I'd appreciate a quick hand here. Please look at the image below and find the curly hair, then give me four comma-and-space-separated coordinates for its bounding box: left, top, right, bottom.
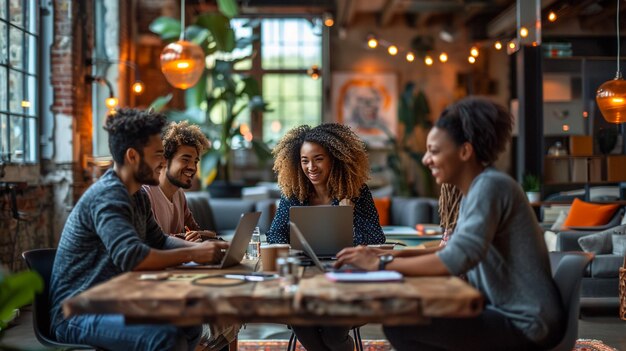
436, 96, 513, 166
162, 121, 210, 160
103, 108, 167, 164
272, 123, 369, 202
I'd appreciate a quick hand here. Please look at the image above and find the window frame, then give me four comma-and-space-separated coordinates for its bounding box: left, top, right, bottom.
0, 0, 40, 166
233, 16, 328, 143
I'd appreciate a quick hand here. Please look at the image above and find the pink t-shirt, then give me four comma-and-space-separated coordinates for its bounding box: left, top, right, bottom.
142, 185, 199, 234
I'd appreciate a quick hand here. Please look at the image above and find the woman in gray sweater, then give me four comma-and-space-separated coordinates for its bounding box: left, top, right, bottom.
335, 97, 564, 351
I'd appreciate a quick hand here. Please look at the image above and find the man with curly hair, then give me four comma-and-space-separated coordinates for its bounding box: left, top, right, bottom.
143, 121, 240, 351
49, 109, 228, 351
266, 122, 385, 351
143, 121, 216, 242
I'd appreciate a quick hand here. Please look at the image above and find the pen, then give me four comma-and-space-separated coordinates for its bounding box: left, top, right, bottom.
223, 274, 265, 282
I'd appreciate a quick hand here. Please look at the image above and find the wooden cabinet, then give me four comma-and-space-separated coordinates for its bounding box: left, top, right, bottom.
544, 155, 626, 185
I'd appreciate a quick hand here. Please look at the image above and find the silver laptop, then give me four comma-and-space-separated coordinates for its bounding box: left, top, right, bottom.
289, 221, 357, 272
289, 205, 353, 256
181, 212, 261, 269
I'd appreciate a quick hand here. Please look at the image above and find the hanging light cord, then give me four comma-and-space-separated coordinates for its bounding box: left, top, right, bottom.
617, 0, 622, 78
180, 0, 185, 41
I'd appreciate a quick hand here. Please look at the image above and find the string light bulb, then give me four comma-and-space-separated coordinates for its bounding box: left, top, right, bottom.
406, 52, 415, 62
323, 13, 334, 27
494, 41, 502, 50
470, 46, 479, 57
439, 52, 448, 63
520, 27, 529, 38
548, 11, 557, 22
596, 0, 626, 124
367, 35, 378, 49
468, 56, 476, 64
388, 45, 398, 55
424, 56, 433, 66
132, 81, 145, 95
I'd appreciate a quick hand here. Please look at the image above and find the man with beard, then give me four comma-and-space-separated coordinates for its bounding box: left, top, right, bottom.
49, 109, 229, 351
144, 121, 240, 351
143, 121, 216, 242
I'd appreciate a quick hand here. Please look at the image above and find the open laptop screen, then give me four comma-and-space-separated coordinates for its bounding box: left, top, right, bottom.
289, 205, 353, 256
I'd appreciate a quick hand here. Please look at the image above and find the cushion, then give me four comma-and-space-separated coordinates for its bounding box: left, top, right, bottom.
550, 210, 568, 231
577, 224, 626, 254
373, 197, 391, 226
578, 231, 613, 254
613, 234, 626, 256
562, 198, 620, 227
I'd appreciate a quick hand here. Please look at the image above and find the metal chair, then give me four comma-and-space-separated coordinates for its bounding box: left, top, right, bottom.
287, 327, 364, 351
22, 248, 93, 350
548, 251, 594, 351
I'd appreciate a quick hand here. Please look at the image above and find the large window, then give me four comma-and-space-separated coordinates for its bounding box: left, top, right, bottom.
232, 18, 323, 145
0, 0, 39, 163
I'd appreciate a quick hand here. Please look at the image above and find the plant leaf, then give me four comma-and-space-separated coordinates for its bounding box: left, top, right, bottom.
149, 17, 181, 41
0, 271, 43, 327
185, 25, 210, 45
201, 151, 221, 187
148, 94, 173, 113
251, 139, 273, 166
185, 71, 209, 108
195, 13, 236, 53
217, 0, 239, 18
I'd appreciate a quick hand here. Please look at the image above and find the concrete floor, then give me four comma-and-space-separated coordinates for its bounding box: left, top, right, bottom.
2, 306, 625, 350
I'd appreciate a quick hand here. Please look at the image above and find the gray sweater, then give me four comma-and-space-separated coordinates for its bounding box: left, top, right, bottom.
437, 168, 563, 344
49, 169, 168, 329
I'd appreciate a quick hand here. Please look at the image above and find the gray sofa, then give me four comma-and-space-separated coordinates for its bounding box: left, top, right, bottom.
554, 207, 625, 307
184, 191, 440, 241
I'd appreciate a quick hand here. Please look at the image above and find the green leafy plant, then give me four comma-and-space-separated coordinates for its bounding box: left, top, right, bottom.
0, 264, 43, 342
522, 173, 541, 192
149, 0, 272, 186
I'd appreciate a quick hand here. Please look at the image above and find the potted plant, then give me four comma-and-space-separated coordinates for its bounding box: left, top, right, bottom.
522, 173, 541, 203
0, 264, 42, 349
149, 1, 272, 196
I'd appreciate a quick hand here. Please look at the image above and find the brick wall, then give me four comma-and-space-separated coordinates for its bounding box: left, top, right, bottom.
0, 0, 96, 271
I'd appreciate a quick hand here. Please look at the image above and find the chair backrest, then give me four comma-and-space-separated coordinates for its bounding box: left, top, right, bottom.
548, 251, 593, 351
22, 249, 96, 349
185, 191, 217, 231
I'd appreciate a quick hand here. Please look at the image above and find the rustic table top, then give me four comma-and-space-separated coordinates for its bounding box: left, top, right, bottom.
63, 260, 483, 326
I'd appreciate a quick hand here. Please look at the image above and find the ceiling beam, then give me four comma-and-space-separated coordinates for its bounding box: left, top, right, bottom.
336, 0, 357, 28
487, 0, 559, 38
380, 0, 401, 27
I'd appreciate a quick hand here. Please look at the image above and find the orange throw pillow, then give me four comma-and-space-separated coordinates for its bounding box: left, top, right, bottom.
373, 197, 391, 226
562, 198, 620, 227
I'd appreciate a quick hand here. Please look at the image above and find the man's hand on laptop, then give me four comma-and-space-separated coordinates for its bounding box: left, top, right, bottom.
192, 241, 229, 264
334, 246, 379, 271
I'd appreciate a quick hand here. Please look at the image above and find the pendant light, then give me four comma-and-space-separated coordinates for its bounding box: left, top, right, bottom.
160, 0, 204, 90
596, 0, 626, 124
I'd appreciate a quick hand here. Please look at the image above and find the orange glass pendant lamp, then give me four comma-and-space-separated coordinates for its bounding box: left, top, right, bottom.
596, 75, 626, 124
596, 0, 626, 124
159, 0, 204, 90
160, 40, 204, 89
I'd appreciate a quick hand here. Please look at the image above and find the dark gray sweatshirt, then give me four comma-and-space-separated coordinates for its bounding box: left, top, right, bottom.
437, 168, 563, 344
49, 169, 168, 330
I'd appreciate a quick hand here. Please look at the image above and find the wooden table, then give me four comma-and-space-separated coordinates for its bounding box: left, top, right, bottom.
63, 261, 483, 327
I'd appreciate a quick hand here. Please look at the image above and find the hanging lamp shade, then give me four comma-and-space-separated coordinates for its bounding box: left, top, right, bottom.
596, 76, 626, 124
160, 40, 204, 90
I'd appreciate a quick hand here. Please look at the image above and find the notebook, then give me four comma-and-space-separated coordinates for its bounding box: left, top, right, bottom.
180, 211, 261, 269
289, 205, 353, 257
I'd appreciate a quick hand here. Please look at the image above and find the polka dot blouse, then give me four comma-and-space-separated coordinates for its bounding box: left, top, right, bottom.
266, 184, 386, 246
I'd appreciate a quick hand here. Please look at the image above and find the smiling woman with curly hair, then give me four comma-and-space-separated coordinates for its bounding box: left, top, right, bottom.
267, 123, 385, 351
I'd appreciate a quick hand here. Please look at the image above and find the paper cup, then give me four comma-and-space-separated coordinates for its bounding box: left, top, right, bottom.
260, 244, 290, 271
